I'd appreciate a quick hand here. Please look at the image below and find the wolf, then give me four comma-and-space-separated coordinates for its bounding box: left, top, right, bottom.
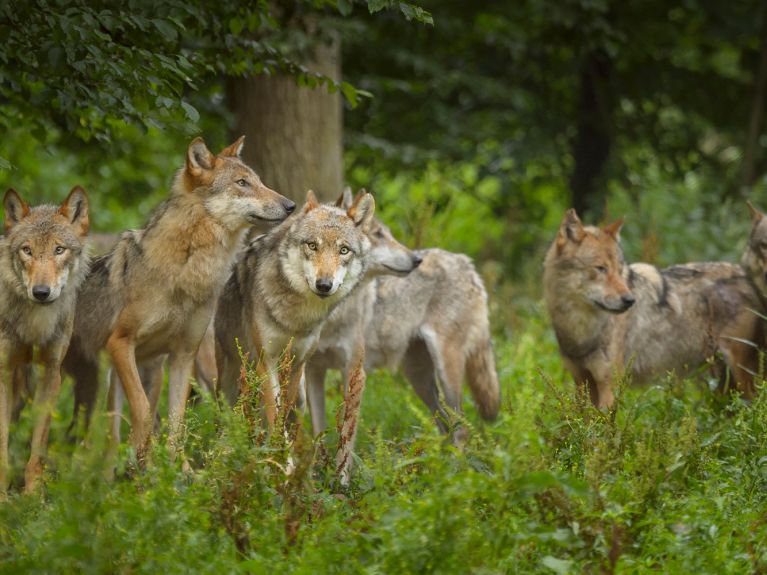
0, 187, 90, 492
214, 190, 375, 432
63, 136, 295, 458
543, 209, 764, 408
307, 240, 500, 443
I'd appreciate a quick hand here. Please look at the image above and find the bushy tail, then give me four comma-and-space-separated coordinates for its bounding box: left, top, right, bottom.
465, 337, 500, 420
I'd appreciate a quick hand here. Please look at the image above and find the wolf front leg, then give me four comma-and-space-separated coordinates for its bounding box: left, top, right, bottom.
24, 344, 67, 492
106, 330, 152, 463
166, 350, 196, 458
0, 343, 19, 495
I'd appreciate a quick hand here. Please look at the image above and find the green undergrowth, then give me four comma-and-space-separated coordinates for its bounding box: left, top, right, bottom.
1, 310, 767, 574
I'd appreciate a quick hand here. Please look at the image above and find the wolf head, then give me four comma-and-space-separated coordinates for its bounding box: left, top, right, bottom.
335, 187, 421, 277
2, 187, 90, 304
281, 190, 374, 299
545, 209, 635, 313
179, 136, 295, 230
743, 201, 767, 295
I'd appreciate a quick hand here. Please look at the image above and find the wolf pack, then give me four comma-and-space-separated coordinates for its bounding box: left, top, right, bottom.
2, 135, 767, 495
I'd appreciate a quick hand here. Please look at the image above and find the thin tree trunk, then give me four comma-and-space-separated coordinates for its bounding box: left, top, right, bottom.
569, 50, 613, 216
741, 13, 767, 193
228, 33, 343, 204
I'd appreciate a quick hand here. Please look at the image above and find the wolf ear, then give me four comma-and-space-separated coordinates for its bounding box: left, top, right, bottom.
3, 188, 30, 232
603, 217, 624, 239
556, 208, 585, 247
59, 186, 90, 237
219, 135, 245, 158
747, 200, 764, 225
303, 190, 320, 213
335, 186, 354, 209
186, 137, 215, 177
348, 191, 375, 228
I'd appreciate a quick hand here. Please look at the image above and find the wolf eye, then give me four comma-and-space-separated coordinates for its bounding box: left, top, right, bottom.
236, 179, 248, 187
340, 246, 350, 255
54, 246, 65, 255
595, 265, 607, 274
307, 241, 317, 251
21, 246, 32, 256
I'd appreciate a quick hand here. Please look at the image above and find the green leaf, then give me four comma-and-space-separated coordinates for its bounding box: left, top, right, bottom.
180, 101, 199, 123
338, 0, 353, 16
541, 556, 573, 575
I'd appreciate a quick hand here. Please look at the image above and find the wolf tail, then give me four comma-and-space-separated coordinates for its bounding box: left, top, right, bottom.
465, 336, 500, 420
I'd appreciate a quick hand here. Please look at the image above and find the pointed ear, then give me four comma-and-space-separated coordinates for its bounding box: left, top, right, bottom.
59, 186, 90, 237
219, 135, 245, 158
335, 186, 354, 209
186, 137, 215, 177
3, 188, 30, 232
603, 217, 624, 239
747, 200, 764, 225
556, 208, 585, 247
348, 191, 375, 227
303, 190, 320, 213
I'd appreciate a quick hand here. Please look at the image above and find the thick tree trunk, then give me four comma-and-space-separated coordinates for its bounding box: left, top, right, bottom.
741, 15, 767, 193
569, 50, 613, 216
228, 34, 343, 204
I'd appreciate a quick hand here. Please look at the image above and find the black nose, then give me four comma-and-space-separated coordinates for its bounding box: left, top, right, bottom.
284, 200, 296, 214
315, 278, 333, 293
621, 293, 636, 308
32, 285, 51, 301
412, 253, 423, 267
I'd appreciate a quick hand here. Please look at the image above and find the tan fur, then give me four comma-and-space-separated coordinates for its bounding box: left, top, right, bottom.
64, 137, 294, 459
215, 190, 375, 437
544, 209, 764, 407
0, 187, 90, 493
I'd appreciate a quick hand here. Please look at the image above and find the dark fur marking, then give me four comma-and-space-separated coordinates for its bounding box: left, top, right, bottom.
662, 266, 703, 280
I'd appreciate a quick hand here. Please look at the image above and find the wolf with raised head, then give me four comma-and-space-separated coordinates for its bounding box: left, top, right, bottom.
0, 187, 90, 492
64, 137, 295, 458
544, 209, 764, 407
214, 190, 375, 432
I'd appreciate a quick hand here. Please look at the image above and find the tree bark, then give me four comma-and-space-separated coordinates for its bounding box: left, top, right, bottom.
228, 33, 343, 204
569, 50, 614, 217
741, 13, 767, 193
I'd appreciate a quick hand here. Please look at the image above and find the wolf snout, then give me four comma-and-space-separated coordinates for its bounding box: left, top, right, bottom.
620, 293, 636, 309
412, 253, 423, 268
315, 278, 333, 295
283, 199, 296, 214
32, 285, 51, 302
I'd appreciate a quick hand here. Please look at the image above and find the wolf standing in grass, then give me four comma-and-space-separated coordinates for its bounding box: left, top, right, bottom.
544, 209, 764, 408
64, 137, 295, 460
307, 221, 499, 442
0, 187, 90, 493
215, 190, 375, 434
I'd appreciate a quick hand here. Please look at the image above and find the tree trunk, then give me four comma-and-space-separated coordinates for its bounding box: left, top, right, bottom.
569, 50, 614, 217
228, 33, 343, 204
741, 13, 767, 193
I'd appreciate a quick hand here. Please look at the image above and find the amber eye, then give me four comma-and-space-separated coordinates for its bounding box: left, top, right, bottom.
595, 265, 607, 274
236, 179, 248, 187
307, 241, 317, 251
21, 246, 32, 256
54, 246, 65, 255
340, 246, 350, 255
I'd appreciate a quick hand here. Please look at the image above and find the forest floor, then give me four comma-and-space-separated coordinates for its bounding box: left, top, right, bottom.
1, 308, 766, 574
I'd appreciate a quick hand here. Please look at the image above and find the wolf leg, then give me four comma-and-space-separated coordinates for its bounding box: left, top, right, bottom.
402, 338, 448, 432
305, 363, 328, 436
166, 351, 195, 458
0, 345, 16, 495
106, 331, 151, 462
24, 346, 65, 492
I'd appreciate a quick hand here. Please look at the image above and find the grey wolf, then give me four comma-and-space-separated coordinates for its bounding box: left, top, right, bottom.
307, 241, 500, 447
63, 136, 295, 459
0, 186, 90, 492
743, 201, 767, 298
214, 190, 375, 433
543, 209, 764, 407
